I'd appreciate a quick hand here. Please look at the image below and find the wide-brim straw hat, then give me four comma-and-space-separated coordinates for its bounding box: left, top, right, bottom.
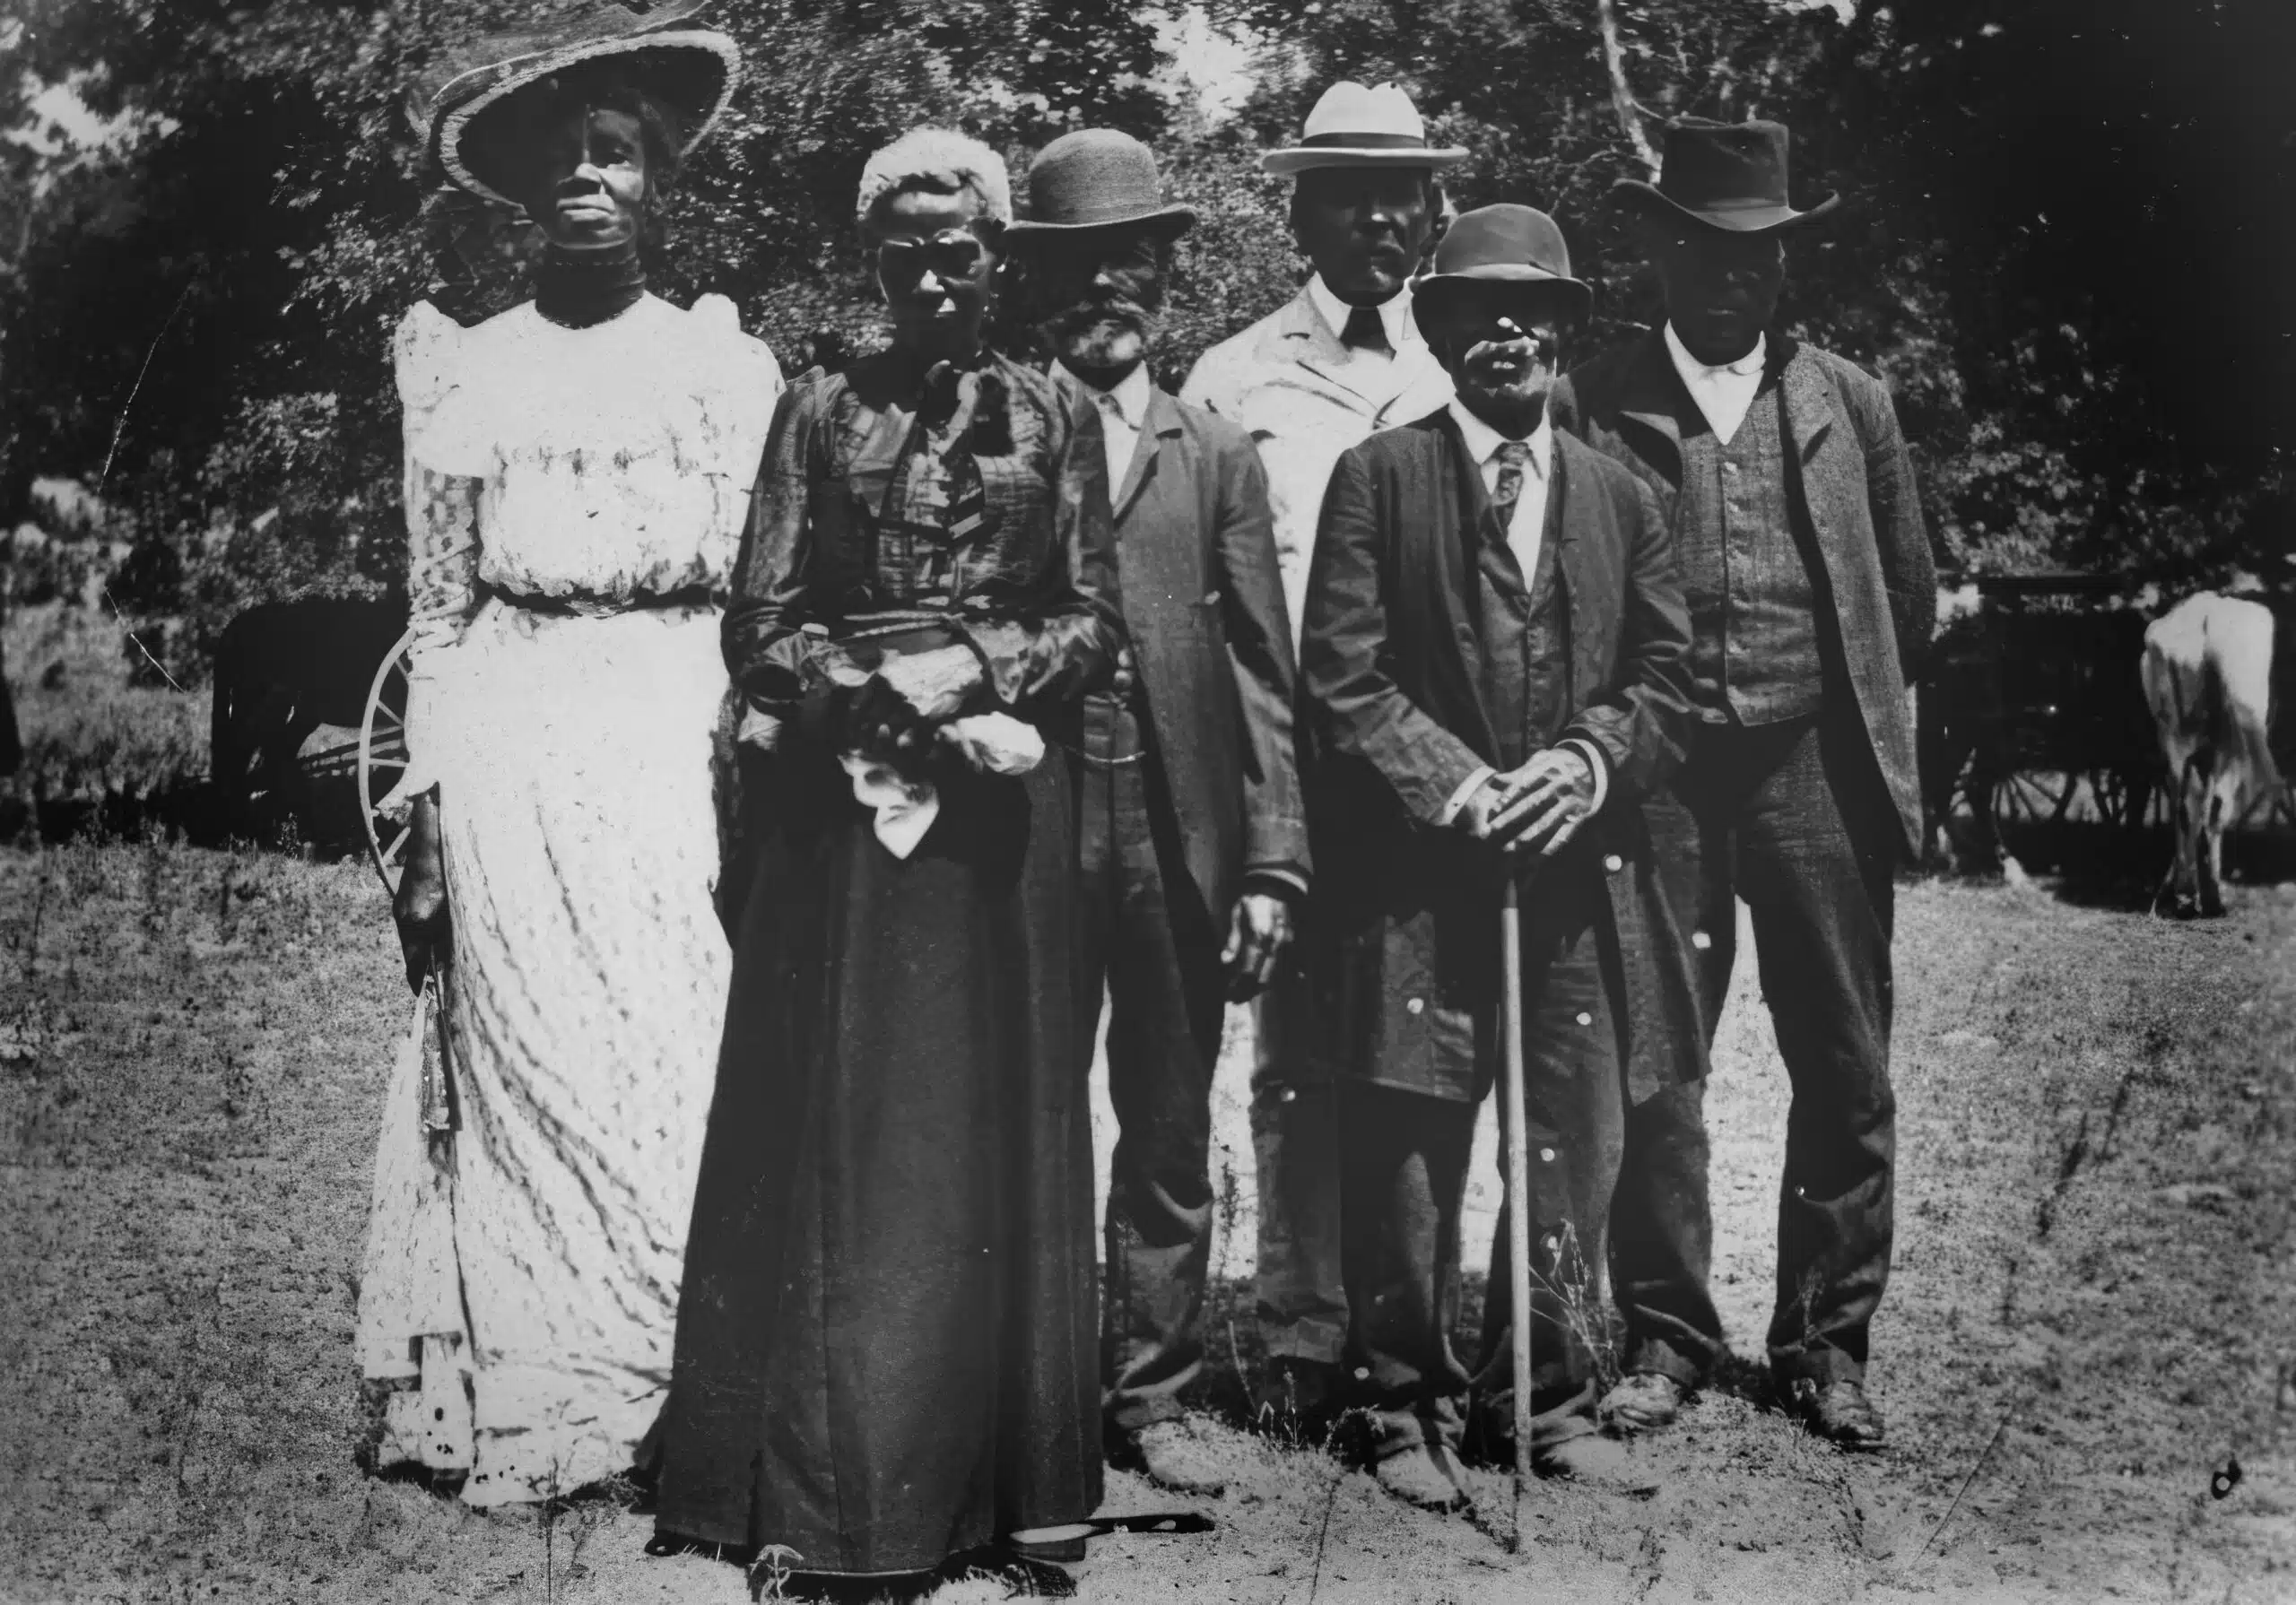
1613, 116, 1838, 235
1261, 81, 1467, 176
1414, 203, 1593, 322
1006, 129, 1195, 240
410, 1, 741, 209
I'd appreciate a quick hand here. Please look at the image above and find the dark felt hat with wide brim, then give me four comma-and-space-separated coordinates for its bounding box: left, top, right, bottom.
1613, 116, 1838, 235
1005, 129, 1196, 241
1413, 204, 1594, 322
410, 2, 740, 209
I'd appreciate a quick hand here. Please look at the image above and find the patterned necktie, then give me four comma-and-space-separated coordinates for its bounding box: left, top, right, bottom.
1492, 440, 1533, 516
1340, 305, 1392, 354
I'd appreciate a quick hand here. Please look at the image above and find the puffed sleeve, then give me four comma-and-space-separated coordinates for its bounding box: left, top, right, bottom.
951, 380, 1124, 717
690, 293, 785, 568
382, 303, 483, 815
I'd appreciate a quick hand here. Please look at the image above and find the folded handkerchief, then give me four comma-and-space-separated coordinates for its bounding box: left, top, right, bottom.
840, 754, 939, 859
940, 712, 1045, 776
839, 714, 1043, 859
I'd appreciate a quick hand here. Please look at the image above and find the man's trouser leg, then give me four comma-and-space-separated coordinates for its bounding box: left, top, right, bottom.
1734, 716, 1898, 1386
1077, 733, 1228, 1434
1607, 776, 1730, 1387
1473, 871, 1631, 1451
1250, 978, 1350, 1372
1337, 1081, 1474, 1462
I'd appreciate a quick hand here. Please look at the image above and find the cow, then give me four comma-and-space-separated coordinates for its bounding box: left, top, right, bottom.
210, 597, 407, 833
2142, 592, 2280, 917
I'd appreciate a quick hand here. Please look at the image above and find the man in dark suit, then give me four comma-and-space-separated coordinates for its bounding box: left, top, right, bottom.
1008, 130, 1311, 1496
1299, 204, 1700, 1509
1550, 117, 1935, 1451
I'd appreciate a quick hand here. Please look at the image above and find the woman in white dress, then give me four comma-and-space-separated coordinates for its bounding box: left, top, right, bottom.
353, 4, 781, 1506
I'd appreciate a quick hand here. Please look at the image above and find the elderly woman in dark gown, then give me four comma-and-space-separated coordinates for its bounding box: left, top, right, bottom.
652, 127, 1122, 1590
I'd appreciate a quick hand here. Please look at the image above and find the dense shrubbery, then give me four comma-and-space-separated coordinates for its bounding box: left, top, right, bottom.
0, 0, 2290, 675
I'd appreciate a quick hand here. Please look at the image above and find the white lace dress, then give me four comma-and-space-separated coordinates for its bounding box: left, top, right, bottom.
354, 291, 781, 1505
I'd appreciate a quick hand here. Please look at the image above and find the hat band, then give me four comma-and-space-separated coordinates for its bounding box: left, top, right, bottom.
1657, 189, 1793, 212
1300, 131, 1431, 150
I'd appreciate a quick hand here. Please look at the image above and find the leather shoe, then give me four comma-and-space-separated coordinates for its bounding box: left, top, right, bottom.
1785, 1376, 1886, 1451
1533, 1434, 1661, 1495
1129, 1419, 1229, 1497
1599, 1372, 1686, 1433
1372, 1443, 1473, 1513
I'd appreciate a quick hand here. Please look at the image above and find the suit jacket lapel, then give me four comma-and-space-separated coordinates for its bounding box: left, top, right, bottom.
1114, 390, 1183, 523
1421, 412, 1503, 758
1615, 328, 1688, 479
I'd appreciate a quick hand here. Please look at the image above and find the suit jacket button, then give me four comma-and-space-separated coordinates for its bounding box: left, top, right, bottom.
1575, 1011, 1593, 1027
1405, 997, 1425, 1015
1604, 854, 1624, 873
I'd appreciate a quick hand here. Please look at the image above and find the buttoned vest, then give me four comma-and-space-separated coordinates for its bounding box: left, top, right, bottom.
1469, 484, 1570, 770
1674, 377, 1827, 724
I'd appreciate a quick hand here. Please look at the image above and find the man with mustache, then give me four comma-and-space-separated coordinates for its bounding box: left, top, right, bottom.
1178, 80, 1461, 1427
1006, 129, 1309, 1496
1297, 204, 1700, 1508
1551, 118, 1935, 1451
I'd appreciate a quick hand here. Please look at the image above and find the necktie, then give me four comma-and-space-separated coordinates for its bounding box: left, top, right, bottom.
1340, 305, 1392, 354
1492, 440, 1533, 516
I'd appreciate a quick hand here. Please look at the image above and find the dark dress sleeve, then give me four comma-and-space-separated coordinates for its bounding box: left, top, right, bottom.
952, 385, 1125, 716
722, 375, 863, 722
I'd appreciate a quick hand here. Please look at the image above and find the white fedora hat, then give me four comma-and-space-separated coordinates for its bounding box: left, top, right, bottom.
1261, 81, 1468, 177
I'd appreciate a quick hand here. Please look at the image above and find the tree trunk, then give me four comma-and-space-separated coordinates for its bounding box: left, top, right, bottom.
1596, 0, 1663, 182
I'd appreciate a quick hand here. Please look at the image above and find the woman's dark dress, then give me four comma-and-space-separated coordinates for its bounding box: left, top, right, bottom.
657, 351, 1121, 1576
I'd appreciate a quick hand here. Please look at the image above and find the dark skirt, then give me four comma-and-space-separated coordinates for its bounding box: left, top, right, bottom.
655, 745, 1101, 1576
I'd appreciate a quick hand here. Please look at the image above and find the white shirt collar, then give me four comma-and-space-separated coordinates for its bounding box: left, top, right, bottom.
1308, 274, 1416, 351
1447, 397, 1552, 477
1663, 322, 1766, 382
1053, 359, 1154, 427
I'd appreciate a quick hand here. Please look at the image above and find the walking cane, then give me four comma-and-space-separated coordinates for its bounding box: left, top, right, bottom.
1499, 873, 1535, 1549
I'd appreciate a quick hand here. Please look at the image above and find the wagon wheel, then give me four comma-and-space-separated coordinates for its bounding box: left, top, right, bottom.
358, 628, 418, 893
2091, 766, 2158, 830
1991, 769, 2059, 828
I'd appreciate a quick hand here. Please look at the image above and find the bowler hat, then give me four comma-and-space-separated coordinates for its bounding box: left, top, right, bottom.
1413, 204, 1592, 322
1006, 129, 1196, 240
410, 1, 741, 209
1261, 81, 1468, 177
1613, 117, 1838, 234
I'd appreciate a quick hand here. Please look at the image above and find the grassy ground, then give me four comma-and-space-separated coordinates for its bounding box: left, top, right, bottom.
3, 609, 2293, 1601
3, 839, 2292, 1604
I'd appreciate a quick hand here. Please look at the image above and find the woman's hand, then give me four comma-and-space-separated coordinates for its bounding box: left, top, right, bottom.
848, 646, 987, 758
392, 794, 450, 992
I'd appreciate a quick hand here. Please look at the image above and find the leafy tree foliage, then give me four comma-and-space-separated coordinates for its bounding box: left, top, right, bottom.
0, 0, 2288, 659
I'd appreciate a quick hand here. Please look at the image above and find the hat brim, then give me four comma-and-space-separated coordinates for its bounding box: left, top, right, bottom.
1415, 268, 1593, 322
1262, 145, 1468, 176
1612, 180, 1839, 234
439, 31, 741, 209
1003, 204, 1196, 241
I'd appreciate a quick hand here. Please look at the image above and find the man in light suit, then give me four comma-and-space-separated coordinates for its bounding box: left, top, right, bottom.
1552, 117, 1936, 1451
1008, 130, 1310, 1494
1178, 81, 1462, 1418
1297, 205, 1700, 1508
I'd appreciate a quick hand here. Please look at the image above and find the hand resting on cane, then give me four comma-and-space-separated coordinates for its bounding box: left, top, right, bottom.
1454, 745, 1600, 857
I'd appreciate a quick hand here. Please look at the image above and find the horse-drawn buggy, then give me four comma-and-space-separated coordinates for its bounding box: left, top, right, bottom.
1921, 571, 2292, 898
1919, 573, 2163, 872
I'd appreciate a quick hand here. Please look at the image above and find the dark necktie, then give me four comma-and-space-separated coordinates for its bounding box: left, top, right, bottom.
1340, 305, 1392, 354
1492, 440, 1533, 518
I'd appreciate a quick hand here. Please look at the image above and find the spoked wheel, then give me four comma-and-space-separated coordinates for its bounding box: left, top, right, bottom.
1991, 768, 2065, 829
359, 628, 418, 893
